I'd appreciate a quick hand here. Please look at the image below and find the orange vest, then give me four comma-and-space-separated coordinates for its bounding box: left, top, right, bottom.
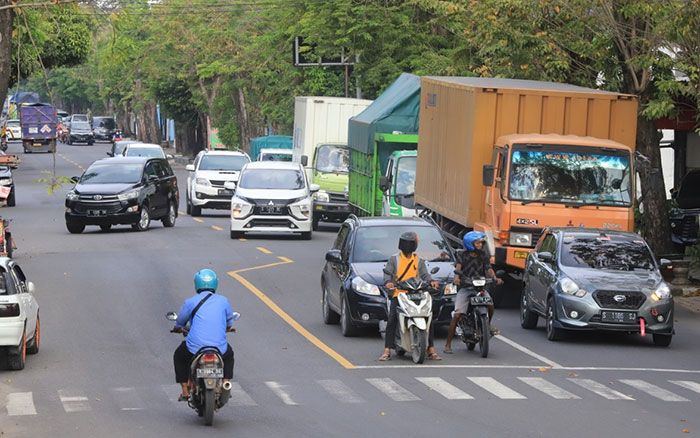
393, 252, 418, 298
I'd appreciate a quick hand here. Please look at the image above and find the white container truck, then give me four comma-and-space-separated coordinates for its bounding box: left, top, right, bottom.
292, 96, 372, 229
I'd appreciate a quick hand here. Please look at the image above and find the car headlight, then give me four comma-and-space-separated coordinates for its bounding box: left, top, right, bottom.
231, 197, 251, 219
560, 277, 587, 297
444, 283, 457, 295
66, 191, 79, 201
650, 283, 671, 301
195, 177, 211, 187
289, 200, 311, 220
314, 190, 330, 203
352, 276, 380, 296
509, 232, 532, 247
117, 189, 139, 201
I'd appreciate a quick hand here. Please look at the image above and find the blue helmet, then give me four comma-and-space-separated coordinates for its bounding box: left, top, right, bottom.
463, 231, 486, 251
194, 269, 218, 293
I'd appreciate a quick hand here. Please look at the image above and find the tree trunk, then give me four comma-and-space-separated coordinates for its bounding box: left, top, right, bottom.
0, 2, 14, 113
140, 100, 161, 145
636, 115, 675, 255
233, 87, 262, 154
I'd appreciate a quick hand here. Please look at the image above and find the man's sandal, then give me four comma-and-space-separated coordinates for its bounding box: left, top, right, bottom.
378, 352, 391, 361
428, 352, 442, 360
443, 347, 453, 354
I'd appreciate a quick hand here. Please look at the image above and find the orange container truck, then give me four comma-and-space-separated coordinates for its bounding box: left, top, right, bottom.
416, 77, 638, 296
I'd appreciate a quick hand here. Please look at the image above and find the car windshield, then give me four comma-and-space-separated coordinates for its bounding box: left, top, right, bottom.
353, 225, 453, 263
72, 115, 88, 122
260, 152, 292, 162
80, 163, 143, 184
72, 122, 91, 130
125, 147, 163, 158
239, 169, 304, 190
560, 234, 655, 271
315, 145, 349, 173
199, 155, 249, 171
509, 146, 632, 206
7, 120, 19, 127
94, 118, 115, 129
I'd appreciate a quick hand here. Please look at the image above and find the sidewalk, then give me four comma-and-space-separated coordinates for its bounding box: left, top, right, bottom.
163, 144, 190, 167
674, 265, 700, 314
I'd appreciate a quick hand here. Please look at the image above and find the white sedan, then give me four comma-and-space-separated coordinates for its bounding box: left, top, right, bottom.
0, 258, 39, 370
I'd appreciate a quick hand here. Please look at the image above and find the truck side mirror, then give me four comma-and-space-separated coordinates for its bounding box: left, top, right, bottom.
482, 165, 495, 186
379, 176, 391, 193
301, 155, 309, 167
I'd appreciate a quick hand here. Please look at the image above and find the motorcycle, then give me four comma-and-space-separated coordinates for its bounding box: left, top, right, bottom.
166, 311, 239, 426
379, 278, 436, 364
112, 130, 123, 145
0, 217, 14, 258
454, 274, 495, 358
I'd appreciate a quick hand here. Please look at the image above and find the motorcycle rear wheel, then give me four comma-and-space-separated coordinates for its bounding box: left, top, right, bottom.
203, 389, 215, 426
478, 313, 489, 358
410, 326, 426, 364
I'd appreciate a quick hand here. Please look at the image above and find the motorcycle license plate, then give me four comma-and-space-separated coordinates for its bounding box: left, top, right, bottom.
407, 293, 424, 300
470, 296, 492, 305
600, 311, 636, 324
196, 368, 224, 378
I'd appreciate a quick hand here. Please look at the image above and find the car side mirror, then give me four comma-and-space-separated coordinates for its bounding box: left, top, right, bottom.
379, 176, 391, 193
70, 176, 80, 183
223, 181, 237, 191
26, 281, 35, 294
309, 183, 320, 193
482, 164, 495, 186
185, 164, 195, 172
537, 251, 553, 263
166, 311, 178, 321
106, 152, 113, 157
659, 258, 672, 269
166, 154, 174, 159
301, 155, 309, 167
325, 249, 343, 264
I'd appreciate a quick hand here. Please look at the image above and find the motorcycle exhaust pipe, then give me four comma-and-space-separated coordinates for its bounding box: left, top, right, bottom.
222, 381, 232, 391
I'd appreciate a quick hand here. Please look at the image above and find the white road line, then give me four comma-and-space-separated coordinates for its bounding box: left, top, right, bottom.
669, 380, 700, 394
619, 379, 689, 402
416, 377, 473, 400
467, 377, 526, 400
568, 378, 634, 400
518, 378, 580, 400
354, 365, 538, 370
58, 389, 91, 413
318, 380, 364, 403
6, 392, 37, 416
366, 378, 420, 402
111, 387, 145, 411
494, 335, 562, 368
265, 381, 298, 405
229, 382, 258, 407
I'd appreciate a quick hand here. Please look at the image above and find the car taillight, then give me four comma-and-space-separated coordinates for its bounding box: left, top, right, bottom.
0, 303, 20, 317
201, 353, 218, 364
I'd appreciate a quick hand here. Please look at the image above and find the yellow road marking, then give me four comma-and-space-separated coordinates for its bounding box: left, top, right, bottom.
192, 218, 204, 223
211, 225, 223, 231
256, 246, 272, 254
57, 153, 85, 171
228, 261, 355, 370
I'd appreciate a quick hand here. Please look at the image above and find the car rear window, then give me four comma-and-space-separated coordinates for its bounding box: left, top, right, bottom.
560, 234, 655, 271
199, 155, 249, 171
125, 147, 163, 158
93, 117, 116, 129
353, 225, 453, 263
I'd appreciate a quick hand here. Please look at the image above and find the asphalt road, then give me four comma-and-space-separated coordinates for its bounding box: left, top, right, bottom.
1, 141, 699, 437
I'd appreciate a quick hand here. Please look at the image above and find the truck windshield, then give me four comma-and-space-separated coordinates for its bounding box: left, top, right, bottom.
315, 145, 349, 173
239, 169, 304, 190
199, 155, 249, 171
509, 146, 632, 206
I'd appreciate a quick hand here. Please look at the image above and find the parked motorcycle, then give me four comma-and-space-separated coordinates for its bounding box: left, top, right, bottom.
454, 275, 494, 358
166, 311, 239, 426
379, 279, 436, 364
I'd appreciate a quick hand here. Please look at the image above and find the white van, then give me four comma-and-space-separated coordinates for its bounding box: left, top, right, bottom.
225, 161, 319, 240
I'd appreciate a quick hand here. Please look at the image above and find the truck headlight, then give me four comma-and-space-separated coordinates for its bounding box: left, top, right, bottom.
66, 191, 79, 201
117, 190, 139, 201
509, 232, 532, 247
352, 276, 380, 296
650, 283, 671, 301
560, 277, 587, 297
314, 190, 330, 203
195, 177, 210, 187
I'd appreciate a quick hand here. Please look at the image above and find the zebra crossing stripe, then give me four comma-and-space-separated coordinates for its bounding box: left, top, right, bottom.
265, 381, 298, 405
568, 378, 634, 400
518, 377, 580, 399
619, 379, 689, 402
468, 377, 526, 400
6, 392, 37, 416
669, 380, 700, 394
318, 380, 364, 403
416, 377, 473, 400
366, 378, 420, 402
58, 389, 91, 413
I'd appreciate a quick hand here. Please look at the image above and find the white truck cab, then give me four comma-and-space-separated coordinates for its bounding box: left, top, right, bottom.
226, 161, 319, 240
186, 150, 251, 216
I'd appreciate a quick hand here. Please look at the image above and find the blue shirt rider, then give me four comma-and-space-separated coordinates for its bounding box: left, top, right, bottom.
173, 269, 239, 401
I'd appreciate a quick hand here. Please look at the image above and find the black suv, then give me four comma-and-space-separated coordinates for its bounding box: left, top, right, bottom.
92, 116, 116, 142
65, 157, 179, 233
669, 169, 700, 248
322, 215, 456, 337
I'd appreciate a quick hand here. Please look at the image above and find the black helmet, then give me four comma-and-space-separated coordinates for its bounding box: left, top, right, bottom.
398, 231, 418, 254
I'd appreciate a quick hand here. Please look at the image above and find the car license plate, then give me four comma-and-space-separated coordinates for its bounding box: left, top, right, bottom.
33, 143, 42, 147
601, 311, 636, 324
218, 189, 232, 196
470, 296, 492, 305
261, 206, 281, 214
87, 210, 107, 216
407, 293, 424, 300
196, 368, 223, 378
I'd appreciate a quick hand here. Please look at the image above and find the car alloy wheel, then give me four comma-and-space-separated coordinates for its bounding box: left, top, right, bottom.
162, 203, 176, 228
340, 296, 357, 337
322, 281, 340, 325
520, 292, 538, 329
133, 206, 150, 231
546, 297, 563, 341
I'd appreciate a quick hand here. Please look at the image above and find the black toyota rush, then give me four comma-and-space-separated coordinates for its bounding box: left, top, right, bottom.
65, 157, 179, 233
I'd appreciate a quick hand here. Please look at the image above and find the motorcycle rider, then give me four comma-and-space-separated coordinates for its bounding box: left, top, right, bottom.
444, 231, 503, 354
173, 269, 237, 401
379, 232, 442, 361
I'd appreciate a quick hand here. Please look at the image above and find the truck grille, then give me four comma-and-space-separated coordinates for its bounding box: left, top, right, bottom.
593, 290, 646, 310
329, 192, 348, 203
